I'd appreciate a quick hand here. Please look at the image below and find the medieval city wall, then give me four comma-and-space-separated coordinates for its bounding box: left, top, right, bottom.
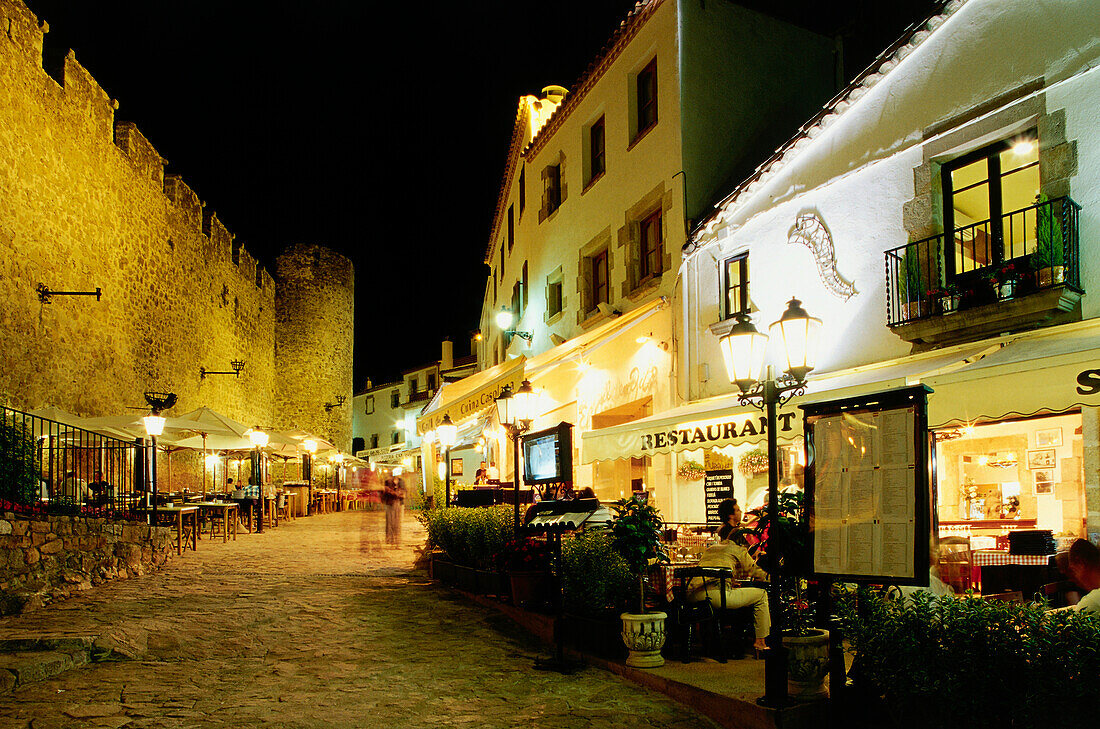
0, 0, 352, 448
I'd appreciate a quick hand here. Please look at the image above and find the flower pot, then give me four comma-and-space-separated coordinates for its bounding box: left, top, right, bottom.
996, 280, 1017, 300
1037, 265, 1065, 287
901, 300, 925, 321
783, 628, 830, 700
939, 294, 960, 314
620, 611, 667, 668
508, 570, 546, 607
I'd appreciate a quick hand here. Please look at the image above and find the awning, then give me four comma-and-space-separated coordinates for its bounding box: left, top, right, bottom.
417, 355, 526, 435
924, 321, 1100, 428
367, 446, 421, 466
580, 342, 997, 463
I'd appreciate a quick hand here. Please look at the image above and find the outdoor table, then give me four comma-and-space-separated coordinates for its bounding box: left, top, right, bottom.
972, 549, 1056, 594
193, 501, 238, 543
282, 484, 310, 517
654, 561, 700, 603
139, 506, 199, 555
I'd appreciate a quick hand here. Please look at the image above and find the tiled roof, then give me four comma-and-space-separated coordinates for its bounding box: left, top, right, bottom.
688, 0, 963, 251
483, 0, 663, 264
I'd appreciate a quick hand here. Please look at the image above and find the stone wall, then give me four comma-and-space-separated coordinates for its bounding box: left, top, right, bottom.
275, 244, 355, 450
0, 512, 175, 615
0, 0, 352, 434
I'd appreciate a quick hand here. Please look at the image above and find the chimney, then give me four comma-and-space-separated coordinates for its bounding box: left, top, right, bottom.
366, 378, 372, 390
441, 338, 454, 371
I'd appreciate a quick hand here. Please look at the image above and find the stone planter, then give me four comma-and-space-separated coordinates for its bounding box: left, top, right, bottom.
783, 628, 830, 700
620, 611, 667, 668
1037, 265, 1065, 287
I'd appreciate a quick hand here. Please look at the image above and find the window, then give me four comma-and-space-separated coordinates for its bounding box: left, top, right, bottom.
588, 116, 606, 184
390, 390, 399, 409
507, 205, 514, 251
500, 245, 505, 279
592, 250, 609, 309
639, 210, 663, 280
547, 279, 563, 318
723, 254, 749, 319
427, 373, 436, 391
636, 59, 658, 137
519, 166, 525, 214
511, 281, 522, 322
370, 434, 379, 449
365, 396, 375, 415
545, 163, 562, 216
391, 431, 401, 445
521, 261, 528, 312
942, 132, 1039, 276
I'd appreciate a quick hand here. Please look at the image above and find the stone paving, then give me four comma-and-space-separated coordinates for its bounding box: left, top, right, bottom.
0, 510, 715, 728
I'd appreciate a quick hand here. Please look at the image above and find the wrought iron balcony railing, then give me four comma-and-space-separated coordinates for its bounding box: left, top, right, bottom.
885, 196, 1081, 325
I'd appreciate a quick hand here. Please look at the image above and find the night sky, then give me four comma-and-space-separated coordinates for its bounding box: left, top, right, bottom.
25, 0, 936, 387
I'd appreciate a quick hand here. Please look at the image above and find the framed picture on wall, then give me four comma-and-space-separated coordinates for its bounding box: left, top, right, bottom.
1027, 449, 1057, 469
1034, 428, 1063, 448
451, 458, 463, 476
1033, 469, 1055, 495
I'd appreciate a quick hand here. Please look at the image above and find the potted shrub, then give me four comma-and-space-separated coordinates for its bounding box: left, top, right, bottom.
896, 244, 927, 320
561, 529, 633, 659
497, 537, 551, 608
780, 579, 829, 700
611, 496, 669, 668
1033, 193, 1065, 287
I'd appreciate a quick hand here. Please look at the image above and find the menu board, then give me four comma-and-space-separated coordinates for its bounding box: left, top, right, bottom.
704, 469, 734, 525
803, 386, 931, 585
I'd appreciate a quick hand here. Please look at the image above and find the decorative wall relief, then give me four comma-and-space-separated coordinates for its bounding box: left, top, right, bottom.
578, 365, 659, 430
787, 212, 857, 300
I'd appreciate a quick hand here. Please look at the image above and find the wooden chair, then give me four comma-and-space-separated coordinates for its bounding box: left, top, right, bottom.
1037, 580, 1080, 608
275, 495, 290, 523
938, 536, 972, 593
670, 567, 754, 662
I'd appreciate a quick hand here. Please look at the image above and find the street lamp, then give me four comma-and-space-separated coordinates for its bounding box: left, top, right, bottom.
718, 297, 822, 709
495, 380, 536, 532
438, 414, 457, 508
495, 305, 533, 342
333, 452, 345, 511
247, 427, 268, 532
302, 438, 317, 515
142, 413, 165, 522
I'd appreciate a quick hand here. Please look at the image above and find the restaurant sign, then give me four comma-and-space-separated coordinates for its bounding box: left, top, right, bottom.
417, 357, 525, 435
638, 412, 797, 453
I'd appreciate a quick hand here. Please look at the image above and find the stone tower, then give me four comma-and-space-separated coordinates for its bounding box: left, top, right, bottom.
274, 243, 354, 450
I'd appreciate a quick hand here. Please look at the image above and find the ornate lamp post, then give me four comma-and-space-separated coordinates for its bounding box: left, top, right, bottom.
718, 297, 822, 708
437, 415, 457, 508
333, 452, 345, 511
302, 439, 317, 515
142, 412, 166, 523
495, 380, 536, 532
248, 427, 269, 531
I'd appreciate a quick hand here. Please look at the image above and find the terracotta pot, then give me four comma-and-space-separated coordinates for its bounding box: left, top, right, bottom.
1037, 265, 1065, 287
620, 611, 667, 668
783, 628, 830, 700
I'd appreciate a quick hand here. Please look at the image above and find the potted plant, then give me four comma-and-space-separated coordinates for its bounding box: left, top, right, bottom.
988, 260, 1022, 300
561, 530, 633, 659
676, 459, 705, 481
1033, 193, 1065, 287
895, 244, 928, 320
497, 536, 551, 608
611, 496, 670, 667
737, 449, 769, 477
780, 578, 830, 700
926, 282, 961, 315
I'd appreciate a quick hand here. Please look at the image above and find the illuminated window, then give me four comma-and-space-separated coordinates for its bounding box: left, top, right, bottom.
723, 254, 749, 319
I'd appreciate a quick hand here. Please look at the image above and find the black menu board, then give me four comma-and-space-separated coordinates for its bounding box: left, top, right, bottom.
704, 469, 734, 525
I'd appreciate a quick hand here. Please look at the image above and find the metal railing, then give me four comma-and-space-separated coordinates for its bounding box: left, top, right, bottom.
886, 196, 1081, 325
0, 406, 144, 519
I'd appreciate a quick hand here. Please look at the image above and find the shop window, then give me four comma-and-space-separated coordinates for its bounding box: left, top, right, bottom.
723, 254, 749, 319
365, 396, 374, 415
941, 131, 1039, 278
634, 58, 658, 141
638, 209, 663, 283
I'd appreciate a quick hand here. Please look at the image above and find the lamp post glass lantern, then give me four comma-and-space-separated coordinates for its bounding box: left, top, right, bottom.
142, 414, 166, 518
247, 427, 268, 529
495, 380, 536, 532
717, 297, 821, 708
438, 414, 457, 508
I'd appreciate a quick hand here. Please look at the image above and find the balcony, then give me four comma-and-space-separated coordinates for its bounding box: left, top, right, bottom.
886, 196, 1082, 346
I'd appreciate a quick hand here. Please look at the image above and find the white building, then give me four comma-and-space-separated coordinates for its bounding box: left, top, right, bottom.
583, 0, 1100, 537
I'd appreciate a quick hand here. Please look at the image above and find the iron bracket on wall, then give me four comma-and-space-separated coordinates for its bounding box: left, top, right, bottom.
37, 283, 102, 304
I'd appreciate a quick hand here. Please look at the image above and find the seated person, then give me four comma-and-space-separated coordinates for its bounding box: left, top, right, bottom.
687, 501, 770, 654
88, 470, 110, 507
1064, 539, 1100, 613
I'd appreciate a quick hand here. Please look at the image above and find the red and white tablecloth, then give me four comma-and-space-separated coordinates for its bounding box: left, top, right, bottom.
972, 550, 1054, 567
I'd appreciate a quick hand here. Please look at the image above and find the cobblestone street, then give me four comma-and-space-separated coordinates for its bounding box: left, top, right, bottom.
0, 510, 713, 729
